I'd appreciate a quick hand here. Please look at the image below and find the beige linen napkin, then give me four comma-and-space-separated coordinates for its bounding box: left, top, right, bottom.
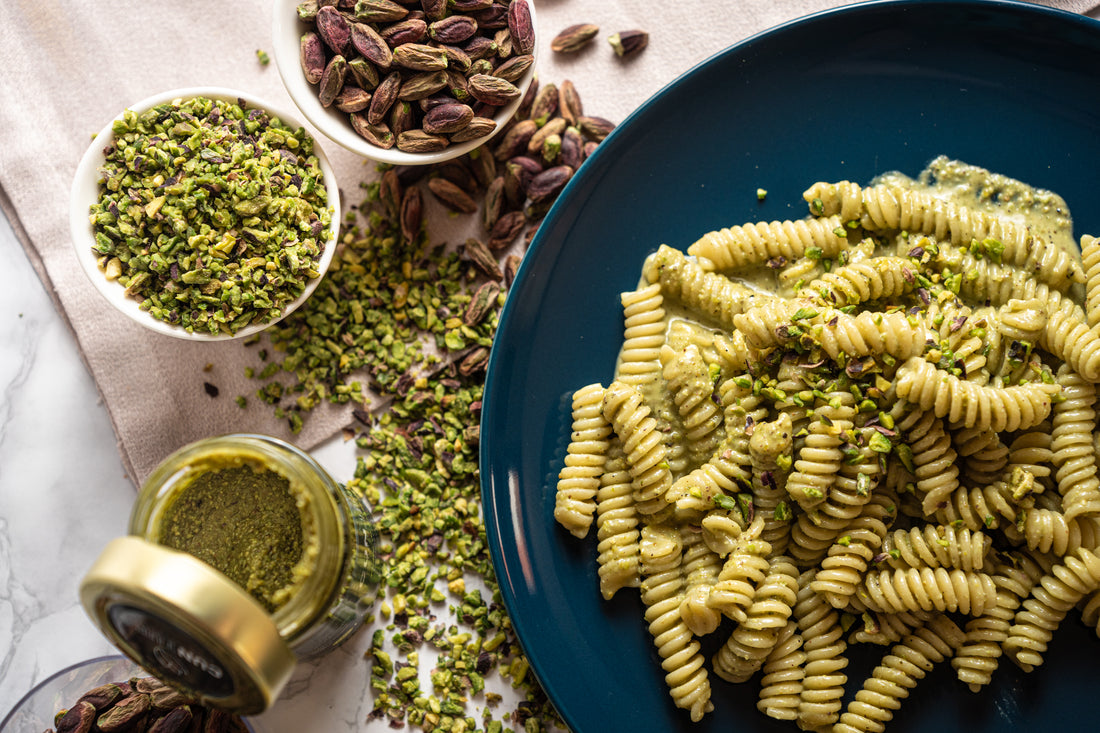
1, 0, 1096, 483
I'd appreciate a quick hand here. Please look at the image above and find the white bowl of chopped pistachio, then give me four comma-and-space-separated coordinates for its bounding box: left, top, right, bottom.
69, 87, 341, 340
270, 0, 538, 165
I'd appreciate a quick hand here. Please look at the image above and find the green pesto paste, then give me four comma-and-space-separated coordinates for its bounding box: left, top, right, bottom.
157, 460, 310, 613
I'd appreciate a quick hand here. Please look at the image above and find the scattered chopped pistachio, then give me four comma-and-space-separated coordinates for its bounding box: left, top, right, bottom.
227, 73, 625, 731
240, 181, 559, 730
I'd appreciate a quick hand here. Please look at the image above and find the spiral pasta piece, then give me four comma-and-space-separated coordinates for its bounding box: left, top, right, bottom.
861, 184, 981, 241
1042, 296, 1100, 383
812, 489, 898, 608
858, 566, 998, 616
646, 244, 774, 329
1005, 502, 1091, 557
707, 519, 771, 625
802, 256, 918, 308
667, 377, 764, 511
661, 344, 724, 468
1051, 364, 1100, 522
716, 377, 767, 479
687, 215, 849, 273
851, 182, 1082, 291
554, 383, 612, 538
932, 484, 1006, 534
895, 407, 960, 516
1004, 547, 1100, 672
595, 445, 641, 600
784, 394, 854, 510
790, 427, 879, 567
616, 283, 667, 388
749, 413, 795, 555
881, 524, 990, 572
834, 614, 966, 733
771, 361, 814, 437
1083, 234, 1100, 328
601, 381, 672, 514
955, 251, 1047, 307
810, 309, 927, 362
895, 355, 1059, 432
734, 303, 927, 362
952, 551, 1046, 691
803, 179, 864, 222
713, 555, 799, 684
756, 620, 805, 722
639, 524, 714, 722
794, 569, 849, 729
678, 526, 724, 637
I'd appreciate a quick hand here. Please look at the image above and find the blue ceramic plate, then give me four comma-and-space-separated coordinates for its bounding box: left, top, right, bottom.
481, 2, 1100, 731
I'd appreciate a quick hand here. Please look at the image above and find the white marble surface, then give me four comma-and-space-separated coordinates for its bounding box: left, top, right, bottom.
0, 212, 137, 707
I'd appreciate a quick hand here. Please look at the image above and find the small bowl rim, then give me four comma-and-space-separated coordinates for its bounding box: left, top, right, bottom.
0, 654, 260, 732
270, 0, 538, 166
69, 85, 341, 342
0, 655, 143, 733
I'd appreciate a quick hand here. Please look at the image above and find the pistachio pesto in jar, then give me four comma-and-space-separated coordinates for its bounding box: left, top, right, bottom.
82, 433, 380, 712
130, 434, 381, 657
155, 455, 315, 614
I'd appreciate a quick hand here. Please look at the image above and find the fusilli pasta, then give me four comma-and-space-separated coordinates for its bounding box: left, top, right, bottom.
553, 160, 1100, 728
688, 216, 849, 273
553, 383, 610, 538
594, 444, 641, 600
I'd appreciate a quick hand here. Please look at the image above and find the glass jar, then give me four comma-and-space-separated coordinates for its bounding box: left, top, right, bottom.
81, 434, 380, 714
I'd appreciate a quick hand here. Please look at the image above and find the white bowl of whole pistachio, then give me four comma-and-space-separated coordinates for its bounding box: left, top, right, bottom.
69, 87, 341, 341
271, 0, 538, 165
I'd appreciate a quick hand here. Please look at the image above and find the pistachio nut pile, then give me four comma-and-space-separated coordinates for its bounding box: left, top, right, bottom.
50, 675, 247, 733
296, 0, 536, 153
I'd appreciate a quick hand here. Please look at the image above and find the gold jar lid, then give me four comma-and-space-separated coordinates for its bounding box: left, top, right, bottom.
80, 536, 296, 715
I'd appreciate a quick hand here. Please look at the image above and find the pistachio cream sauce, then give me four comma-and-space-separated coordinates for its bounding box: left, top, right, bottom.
876, 155, 1076, 259
156, 451, 320, 613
